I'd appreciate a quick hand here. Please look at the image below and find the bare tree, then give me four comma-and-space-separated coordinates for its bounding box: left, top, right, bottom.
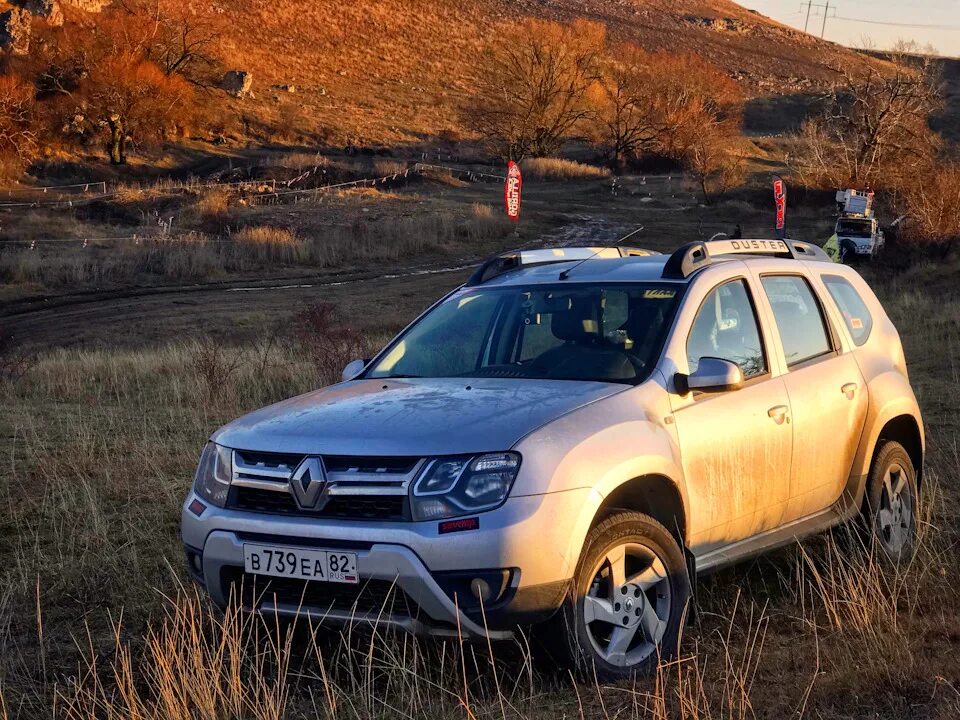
0, 76, 37, 169
900, 161, 960, 255
120, 0, 224, 85
464, 19, 605, 160
791, 49, 942, 190
589, 44, 666, 169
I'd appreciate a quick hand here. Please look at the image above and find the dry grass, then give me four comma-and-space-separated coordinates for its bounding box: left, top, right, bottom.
520, 158, 611, 181
0, 207, 513, 289
233, 226, 308, 264
196, 187, 233, 218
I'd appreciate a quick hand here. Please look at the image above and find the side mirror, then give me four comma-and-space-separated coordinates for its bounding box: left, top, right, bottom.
341, 358, 367, 382
677, 357, 744, 394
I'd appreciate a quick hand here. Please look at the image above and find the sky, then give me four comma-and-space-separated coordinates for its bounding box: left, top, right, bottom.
734, 0, 960, 57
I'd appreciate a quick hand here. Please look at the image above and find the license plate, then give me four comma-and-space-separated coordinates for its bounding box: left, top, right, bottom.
243, 544, 358, 584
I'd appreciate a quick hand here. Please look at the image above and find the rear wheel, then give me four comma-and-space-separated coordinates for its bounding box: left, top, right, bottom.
864, 441, 918, 563
551, 512, 690, 680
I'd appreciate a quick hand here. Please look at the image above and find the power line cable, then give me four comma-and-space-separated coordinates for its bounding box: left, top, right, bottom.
831, 15, 960, 30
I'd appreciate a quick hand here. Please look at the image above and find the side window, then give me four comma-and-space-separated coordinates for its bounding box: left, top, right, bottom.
761, 275, 833, 366
822, 275, 873, 346
687, 279, 767, 379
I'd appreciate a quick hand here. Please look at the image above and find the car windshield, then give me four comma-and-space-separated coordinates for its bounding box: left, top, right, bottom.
837, 219, 873, 238
366, 283, 683, 384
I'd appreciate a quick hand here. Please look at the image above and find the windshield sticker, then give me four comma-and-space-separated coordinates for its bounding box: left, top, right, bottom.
850, 317, 864, 330
644, 289, 676, 299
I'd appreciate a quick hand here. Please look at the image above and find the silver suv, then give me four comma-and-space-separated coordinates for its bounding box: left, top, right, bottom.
181, 239, 923, 678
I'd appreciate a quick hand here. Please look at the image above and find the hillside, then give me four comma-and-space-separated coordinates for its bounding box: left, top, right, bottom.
203, 0, 872, 146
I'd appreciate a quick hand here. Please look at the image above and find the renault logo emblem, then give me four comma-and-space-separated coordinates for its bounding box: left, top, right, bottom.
290, 457, 327, 509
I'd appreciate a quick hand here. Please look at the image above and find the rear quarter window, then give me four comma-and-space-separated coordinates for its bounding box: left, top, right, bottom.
822, 275, 873, 346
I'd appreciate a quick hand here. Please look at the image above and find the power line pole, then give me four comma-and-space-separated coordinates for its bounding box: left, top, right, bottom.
800, 1, 836, 38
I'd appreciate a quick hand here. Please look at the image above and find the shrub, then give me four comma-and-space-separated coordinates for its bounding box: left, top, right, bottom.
291, 302, 367, 384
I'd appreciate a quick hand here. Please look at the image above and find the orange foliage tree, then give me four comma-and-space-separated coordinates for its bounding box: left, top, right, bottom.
26, 2, 209, 165
587, 44, 666, 169
589, 47, 744, 200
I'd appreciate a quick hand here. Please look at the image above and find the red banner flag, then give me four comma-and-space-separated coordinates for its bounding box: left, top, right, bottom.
504, 161, 522, 222
773, 179, 787, 239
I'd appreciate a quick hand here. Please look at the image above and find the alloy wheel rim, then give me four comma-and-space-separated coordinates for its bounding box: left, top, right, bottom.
877, 462, 913, 554
582, 542, 672, 668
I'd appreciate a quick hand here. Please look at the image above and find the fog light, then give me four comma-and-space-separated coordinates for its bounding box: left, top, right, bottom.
470, 578, 492, 602
192, 553, 203, 573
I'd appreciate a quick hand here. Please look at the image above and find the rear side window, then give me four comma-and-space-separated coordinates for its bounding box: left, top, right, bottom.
822, 275, 873, 346
761, 275, 833, 367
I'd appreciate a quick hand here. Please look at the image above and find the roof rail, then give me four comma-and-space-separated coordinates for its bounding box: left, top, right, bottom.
662, 238, 832, 279
466, 246, 660, 286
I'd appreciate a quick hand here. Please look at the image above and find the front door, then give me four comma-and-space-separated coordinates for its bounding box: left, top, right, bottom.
672, 278, 794, 556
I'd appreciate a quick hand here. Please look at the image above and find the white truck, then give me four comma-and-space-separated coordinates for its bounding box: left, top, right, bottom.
833, 190, 884, 262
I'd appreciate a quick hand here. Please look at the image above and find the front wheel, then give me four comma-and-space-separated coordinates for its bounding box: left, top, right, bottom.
553, 512, 690, 680
839, 240, 857, 264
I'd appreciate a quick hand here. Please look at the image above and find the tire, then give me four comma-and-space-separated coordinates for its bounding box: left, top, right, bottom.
546, 512, 690, 680
839, 240, 857, 264
863, 441, 918, 564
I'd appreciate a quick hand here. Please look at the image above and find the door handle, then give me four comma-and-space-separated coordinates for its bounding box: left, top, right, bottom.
841, 383, 858, 400
767, 405, 789, 425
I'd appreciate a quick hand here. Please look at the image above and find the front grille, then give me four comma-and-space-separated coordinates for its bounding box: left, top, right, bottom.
227, 449, 422, 521
324, 456, 419, 474
229, 486, 408, 521
222, 568, 418, 616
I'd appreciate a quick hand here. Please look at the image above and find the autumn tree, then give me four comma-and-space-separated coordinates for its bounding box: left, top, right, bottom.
0, 76, 37, 173
87, 57, 192, 164
465, 19, 605, 159
588, 44, 666, 169
32, 8, 200, 164
791, 48, 942, 190
588, 48, 744, 199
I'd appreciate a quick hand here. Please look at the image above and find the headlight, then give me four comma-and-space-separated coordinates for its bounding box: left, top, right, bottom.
193, 442, 232, 507
411, 452, 520, 521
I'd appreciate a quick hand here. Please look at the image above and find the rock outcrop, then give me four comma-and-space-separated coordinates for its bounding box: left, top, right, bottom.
24, 0, 64, 25
222, 71, 253, 98
0, 8, 31, 55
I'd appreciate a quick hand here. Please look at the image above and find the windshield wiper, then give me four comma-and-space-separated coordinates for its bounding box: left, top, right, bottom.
377, 374, 422, 379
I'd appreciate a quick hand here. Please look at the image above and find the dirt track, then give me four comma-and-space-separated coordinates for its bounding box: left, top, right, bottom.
3, 266, 477, 350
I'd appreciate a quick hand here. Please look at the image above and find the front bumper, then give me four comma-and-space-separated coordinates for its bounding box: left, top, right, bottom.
181, 489, 588, 639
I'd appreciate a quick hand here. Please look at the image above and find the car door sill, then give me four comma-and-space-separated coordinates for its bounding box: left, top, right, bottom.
694, 507, 844, 574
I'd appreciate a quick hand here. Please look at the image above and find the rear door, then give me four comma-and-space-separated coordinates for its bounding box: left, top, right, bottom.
756, 274, 868, 521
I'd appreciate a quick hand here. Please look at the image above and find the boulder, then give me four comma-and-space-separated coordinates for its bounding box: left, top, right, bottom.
24, 0, 64, 25
62, 0, 111, 11
222, 70, 253, 98
0, 9, 31, 55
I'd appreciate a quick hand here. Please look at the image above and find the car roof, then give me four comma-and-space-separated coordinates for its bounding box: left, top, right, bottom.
472, 240, 835, 288
479, 254, 691, 286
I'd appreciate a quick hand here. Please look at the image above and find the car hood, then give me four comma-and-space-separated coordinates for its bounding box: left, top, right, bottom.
212, 377, 627, 456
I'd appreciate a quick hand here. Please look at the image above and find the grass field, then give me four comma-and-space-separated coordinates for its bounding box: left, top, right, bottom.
2, 226, 960, 718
